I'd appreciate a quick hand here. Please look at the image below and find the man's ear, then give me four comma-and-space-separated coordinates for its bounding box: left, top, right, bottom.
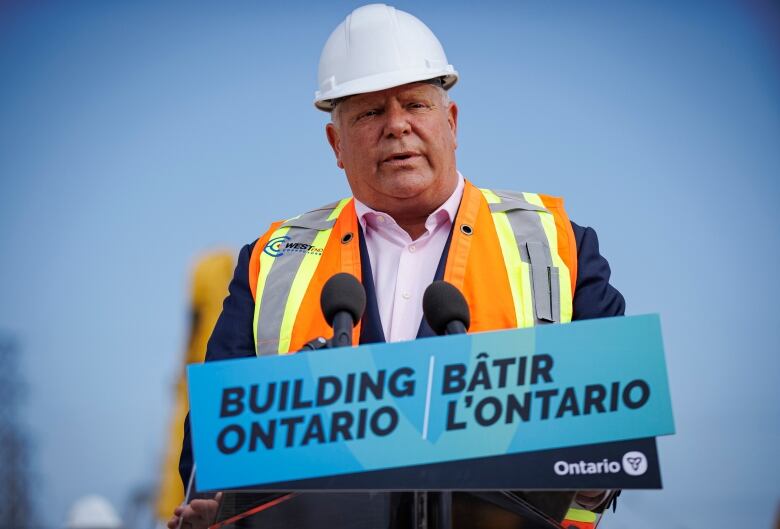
325, 123, 344, 169
447, 101, 459, 150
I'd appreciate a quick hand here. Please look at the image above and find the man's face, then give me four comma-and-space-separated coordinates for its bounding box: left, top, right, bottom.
326, 82, 458, 218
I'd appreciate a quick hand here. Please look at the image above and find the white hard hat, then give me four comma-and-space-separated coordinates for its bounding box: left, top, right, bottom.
66, 495, 122, 529
314, 4, 458, 111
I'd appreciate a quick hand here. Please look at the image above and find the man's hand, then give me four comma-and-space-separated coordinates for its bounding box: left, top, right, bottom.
167, 493, 222, 529
574, 490, 609, 510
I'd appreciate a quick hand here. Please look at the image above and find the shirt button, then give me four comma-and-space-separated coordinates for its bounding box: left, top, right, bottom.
409, 245, 416, 253
377, 216, 385, 223
402, 292, 411, 300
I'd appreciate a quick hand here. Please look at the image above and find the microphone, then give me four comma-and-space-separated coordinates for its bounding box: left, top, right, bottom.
423, 280, 471, 335
320, 273, 367, 348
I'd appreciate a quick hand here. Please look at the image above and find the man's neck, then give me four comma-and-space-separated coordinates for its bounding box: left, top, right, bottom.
354, 173, 465, 241
395, 215, 431, 241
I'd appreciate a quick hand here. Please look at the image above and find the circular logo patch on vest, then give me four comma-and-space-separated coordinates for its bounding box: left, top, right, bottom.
264, 236, 291, 257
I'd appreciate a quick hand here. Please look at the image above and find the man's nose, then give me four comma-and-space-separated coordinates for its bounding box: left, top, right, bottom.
383, 104, 411, 138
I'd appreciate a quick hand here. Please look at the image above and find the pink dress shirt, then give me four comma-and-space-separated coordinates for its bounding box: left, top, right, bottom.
354, 174, 465, 343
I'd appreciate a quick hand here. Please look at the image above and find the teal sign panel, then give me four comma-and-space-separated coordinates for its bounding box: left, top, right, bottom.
188, 314, 674, 491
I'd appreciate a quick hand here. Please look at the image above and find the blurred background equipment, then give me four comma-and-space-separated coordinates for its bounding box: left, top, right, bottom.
0, 335, 39, 529
66, 495, 122, 529
155, 251, 235, 524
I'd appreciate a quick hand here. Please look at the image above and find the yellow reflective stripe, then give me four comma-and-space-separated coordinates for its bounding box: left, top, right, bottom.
326, 198, 351, 222
253, 225, 291, 354
480, 189, 533, 328
564, 508, 597, 523
522, 192, 573, 323
276, 230, 330, 354
276, 198, 352, 354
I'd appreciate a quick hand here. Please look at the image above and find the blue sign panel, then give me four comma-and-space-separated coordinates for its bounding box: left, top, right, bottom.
188, 314, 674, 491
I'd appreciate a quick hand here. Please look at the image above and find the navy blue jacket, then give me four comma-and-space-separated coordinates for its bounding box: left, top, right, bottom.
178, 221, 625, 486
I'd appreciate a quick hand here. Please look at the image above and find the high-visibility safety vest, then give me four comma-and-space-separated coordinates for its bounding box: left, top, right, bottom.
248, 179, 578, 356
248, 179, 594, 525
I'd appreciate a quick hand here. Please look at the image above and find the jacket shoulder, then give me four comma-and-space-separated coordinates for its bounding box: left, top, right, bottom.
248, 198, 352, 297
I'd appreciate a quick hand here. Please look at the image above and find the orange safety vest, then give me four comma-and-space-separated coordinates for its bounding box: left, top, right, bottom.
247, 179, 577, 356
247, 179, 598, 526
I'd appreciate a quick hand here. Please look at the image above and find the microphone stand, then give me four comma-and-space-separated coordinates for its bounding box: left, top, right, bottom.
297, 312, 357, 352
329, 312, 354, 348
298, 336, 328, 352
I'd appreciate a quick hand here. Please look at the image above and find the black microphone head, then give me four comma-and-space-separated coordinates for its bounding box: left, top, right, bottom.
423, 280, 471, 335
320, 273, 367, 326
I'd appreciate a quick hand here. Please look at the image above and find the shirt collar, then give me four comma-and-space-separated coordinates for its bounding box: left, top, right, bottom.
354, 172, 465, 233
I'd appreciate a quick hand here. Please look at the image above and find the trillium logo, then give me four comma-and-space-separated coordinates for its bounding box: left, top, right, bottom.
621, 451, 648, 476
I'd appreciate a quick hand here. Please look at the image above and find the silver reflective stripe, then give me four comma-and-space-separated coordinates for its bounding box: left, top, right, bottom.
492, 190, 559, 324
526, 241, 559, 322
281, 201, 340, 230
255, 203, 341, 355
255, 225, 322, 355
550, 267, 561, 323
488, 191, 549, 214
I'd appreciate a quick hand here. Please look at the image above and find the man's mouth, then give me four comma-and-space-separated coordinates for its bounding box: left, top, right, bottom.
382, 152, 420, 164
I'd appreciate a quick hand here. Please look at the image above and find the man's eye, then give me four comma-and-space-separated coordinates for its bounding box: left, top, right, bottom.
358, 109, 380, 119
408, 102, 428, 110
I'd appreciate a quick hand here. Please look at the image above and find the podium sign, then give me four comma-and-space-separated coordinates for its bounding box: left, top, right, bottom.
188, 314, 674, 491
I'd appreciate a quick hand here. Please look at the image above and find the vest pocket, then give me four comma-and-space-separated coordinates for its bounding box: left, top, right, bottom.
526, 241, 560, 323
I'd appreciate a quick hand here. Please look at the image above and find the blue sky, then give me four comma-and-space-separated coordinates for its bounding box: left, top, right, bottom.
1, 1, 779, 528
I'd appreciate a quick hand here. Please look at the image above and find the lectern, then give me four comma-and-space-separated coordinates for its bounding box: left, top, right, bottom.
187, 315, 674, 529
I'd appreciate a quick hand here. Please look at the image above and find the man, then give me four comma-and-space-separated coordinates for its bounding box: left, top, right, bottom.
169, 4, 624, 528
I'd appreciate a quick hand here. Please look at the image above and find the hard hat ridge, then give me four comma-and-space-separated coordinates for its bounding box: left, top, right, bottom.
314, 4, 458, 111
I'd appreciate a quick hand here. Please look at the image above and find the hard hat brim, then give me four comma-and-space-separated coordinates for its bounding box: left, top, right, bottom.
314, 69, 458, 112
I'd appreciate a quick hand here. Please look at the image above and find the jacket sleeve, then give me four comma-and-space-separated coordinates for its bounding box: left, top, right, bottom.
568, 222, 626, 513
179, 241, 258, 487
570, 222, 625, 320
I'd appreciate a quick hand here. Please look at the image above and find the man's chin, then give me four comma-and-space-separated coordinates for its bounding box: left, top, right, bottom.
377, 171, 435, 197
381, 184, 435, 203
